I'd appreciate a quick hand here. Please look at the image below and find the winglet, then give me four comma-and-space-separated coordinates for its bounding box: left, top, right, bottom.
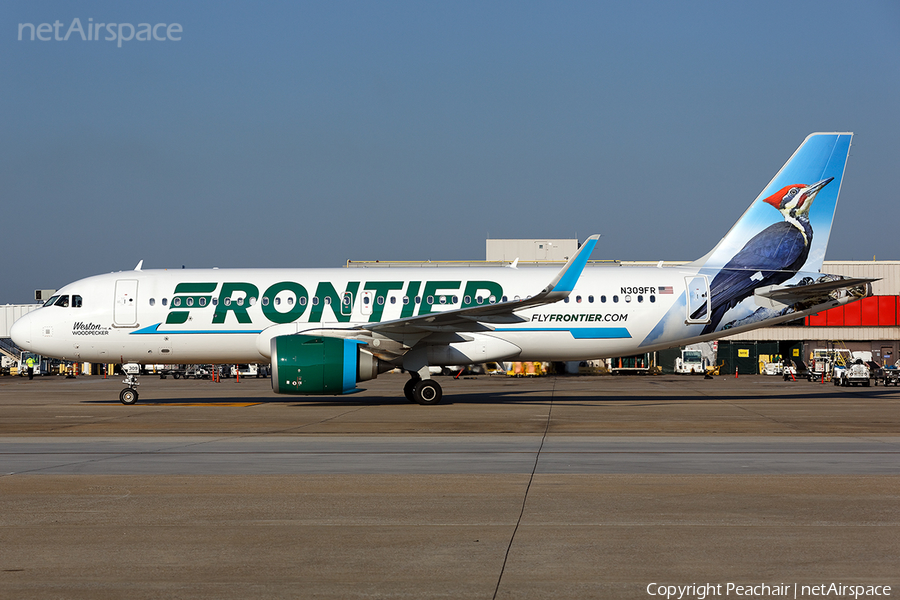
542, 234, 599, 296
134, 260, 143, 271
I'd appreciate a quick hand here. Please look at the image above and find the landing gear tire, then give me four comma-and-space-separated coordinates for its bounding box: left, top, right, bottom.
120, 388, 138, 405
403, 378, 418, 403
413, 379, 443, 405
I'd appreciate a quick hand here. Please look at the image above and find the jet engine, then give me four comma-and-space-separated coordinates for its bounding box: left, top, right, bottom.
270, 335, 385, 395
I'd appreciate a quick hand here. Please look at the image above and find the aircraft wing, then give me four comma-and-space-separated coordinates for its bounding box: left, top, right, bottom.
358, 235, 600, 335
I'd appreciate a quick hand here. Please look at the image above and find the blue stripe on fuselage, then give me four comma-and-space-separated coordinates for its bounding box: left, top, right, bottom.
495, 327, 630, 339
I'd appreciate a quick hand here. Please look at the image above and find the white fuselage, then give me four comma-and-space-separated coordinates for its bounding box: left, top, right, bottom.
10, 263, 838, 367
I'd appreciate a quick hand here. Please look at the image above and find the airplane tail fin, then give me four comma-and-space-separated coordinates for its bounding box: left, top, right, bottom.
691, 132, 853, 273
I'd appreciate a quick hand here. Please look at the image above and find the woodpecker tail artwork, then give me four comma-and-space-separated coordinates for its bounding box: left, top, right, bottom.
641, 132, 870, 345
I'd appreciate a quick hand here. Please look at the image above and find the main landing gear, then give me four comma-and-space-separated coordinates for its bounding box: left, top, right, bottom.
403, 375, 443, 405
120, 373, 139, 405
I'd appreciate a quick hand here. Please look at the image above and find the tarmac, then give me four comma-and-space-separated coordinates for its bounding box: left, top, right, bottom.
1, 372, 898, 599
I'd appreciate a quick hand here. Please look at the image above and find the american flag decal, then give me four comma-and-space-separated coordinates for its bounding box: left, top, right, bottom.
658, 286, 674, 294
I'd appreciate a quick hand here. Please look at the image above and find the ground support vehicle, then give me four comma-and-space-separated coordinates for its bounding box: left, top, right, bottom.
183, 365, 211, 379
808, 349, 851, 382
880, 366, 900, 386
783, 359, 809, 381
674, 350, 704, 374
230, 363, 269, 378
18, 352, 49, 376
833, 359, 871, 387
762, 361, 784, 376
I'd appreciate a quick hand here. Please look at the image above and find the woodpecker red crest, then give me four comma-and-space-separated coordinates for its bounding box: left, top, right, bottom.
762, 177, 833, 217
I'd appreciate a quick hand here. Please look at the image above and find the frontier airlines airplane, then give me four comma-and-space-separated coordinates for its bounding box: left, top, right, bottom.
12, 133, 871, 405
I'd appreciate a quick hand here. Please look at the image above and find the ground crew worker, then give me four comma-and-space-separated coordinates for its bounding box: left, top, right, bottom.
25, 356, 35, 380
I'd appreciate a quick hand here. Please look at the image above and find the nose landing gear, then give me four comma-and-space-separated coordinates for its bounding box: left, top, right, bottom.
120, 373, 140, 405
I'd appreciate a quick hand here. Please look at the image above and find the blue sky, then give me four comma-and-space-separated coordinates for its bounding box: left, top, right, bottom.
2, 0, 898, 304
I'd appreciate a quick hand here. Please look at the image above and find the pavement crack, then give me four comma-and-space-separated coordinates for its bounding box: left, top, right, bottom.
493, 378, 555, 599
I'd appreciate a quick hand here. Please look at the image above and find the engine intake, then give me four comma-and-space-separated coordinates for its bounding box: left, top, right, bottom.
270, 334, 383, 395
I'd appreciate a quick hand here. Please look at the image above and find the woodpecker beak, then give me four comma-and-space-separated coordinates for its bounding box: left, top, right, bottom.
804, 177, 834, 198
793, 177, 833, 213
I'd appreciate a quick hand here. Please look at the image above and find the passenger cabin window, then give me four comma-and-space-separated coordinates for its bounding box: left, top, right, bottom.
601, 295, 606, 303
588, 295, 594, 303
149, 298, 156, 307
162, 298, 168, 307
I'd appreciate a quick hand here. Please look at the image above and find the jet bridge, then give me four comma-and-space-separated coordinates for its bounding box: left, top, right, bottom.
1, 305, 41, 366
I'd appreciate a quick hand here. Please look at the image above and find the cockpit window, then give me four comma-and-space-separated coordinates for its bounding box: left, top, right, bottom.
72, 295, 83, 308
43, 295, 60, 307
54, 295, 70, 307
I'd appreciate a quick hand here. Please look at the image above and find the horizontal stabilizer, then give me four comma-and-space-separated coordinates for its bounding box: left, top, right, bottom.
754, 277, 876, 308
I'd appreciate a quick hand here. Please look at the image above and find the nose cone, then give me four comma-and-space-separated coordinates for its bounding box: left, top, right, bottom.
10, 312, 34, 349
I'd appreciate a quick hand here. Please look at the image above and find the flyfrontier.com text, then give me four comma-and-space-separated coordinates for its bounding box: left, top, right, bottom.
18, 18, 182, 48
646, 582, 892, 599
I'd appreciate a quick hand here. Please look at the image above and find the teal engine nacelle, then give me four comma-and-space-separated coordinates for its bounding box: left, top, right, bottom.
270, 335, 386, 395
